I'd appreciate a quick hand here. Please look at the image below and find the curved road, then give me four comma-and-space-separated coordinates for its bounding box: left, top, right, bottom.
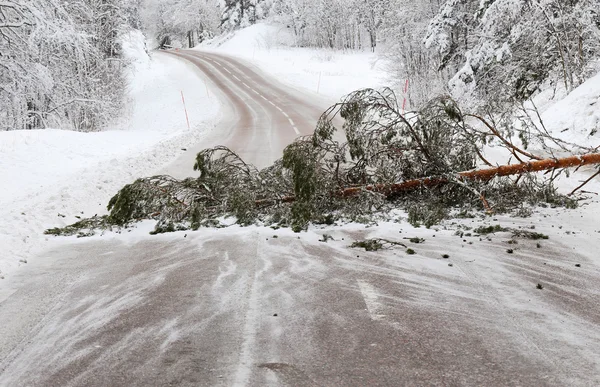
0, 51, 599, 386
164, 50, 327, 176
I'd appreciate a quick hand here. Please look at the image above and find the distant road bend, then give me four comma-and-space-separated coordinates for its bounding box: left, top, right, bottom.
163, 50, 326, 176
0, 50, 599, 387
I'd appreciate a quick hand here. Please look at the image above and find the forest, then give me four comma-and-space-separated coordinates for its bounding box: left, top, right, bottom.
2, 0, 598, 132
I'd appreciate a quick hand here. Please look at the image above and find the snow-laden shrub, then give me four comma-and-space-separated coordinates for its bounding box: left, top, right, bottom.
0, 0, 132, 131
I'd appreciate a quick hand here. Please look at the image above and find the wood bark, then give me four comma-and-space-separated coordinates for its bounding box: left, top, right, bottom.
341, 153, 600, 197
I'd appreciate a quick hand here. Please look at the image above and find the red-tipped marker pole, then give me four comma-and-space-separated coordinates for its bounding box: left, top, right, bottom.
181, 91, 190, 130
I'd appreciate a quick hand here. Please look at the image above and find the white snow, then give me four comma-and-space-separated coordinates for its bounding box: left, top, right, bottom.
1, 21, 600, 290
540, 71, 600, 144
474, 71, 600, 166
198, 23, 388, 102
0, 14, 599, 385
0, 30, 220, 278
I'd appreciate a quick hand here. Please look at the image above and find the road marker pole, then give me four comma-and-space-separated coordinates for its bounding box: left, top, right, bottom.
317, 71, 322, 94
181, 90, 190, 130
402, 79, 409, 115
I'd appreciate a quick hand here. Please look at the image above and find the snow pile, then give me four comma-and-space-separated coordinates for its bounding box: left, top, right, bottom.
540, 71, 600, 144
122, 30, 150, 68
0, 130, 166, 205
120, 30, 219, 133
0, 31, 220, 278
199, 23, 388, 101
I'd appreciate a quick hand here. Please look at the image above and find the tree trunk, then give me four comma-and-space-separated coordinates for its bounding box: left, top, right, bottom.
341, 153, 600, 197
188, 30, 194, 48
369, 30, 376, 52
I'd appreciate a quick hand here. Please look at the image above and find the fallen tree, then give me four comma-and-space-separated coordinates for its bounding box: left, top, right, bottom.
46, 88, 599, 236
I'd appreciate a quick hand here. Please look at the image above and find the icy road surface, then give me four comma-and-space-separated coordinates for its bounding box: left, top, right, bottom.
1, 222, 600, 386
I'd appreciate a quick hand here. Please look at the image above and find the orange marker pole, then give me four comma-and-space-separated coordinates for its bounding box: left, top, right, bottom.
181, 91, 190, 129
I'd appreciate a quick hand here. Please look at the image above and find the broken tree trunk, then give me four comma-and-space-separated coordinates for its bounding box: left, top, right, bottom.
341, 153, 600, 197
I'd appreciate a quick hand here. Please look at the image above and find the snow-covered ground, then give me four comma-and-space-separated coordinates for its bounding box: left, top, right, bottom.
540, 71, 600, 144
0, 31, 220, 278
199, 23, 388, 102
1, 22, 599, 287
0, 23, 600, 381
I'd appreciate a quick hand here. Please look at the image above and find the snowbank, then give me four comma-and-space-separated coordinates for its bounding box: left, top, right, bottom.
0, 30, 220, 278
541, 71, 600, 144
199, 23, 388, 102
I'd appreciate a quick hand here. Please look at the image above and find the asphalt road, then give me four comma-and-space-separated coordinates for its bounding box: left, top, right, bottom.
0, 51, 599, 386
162, 50, 327, 177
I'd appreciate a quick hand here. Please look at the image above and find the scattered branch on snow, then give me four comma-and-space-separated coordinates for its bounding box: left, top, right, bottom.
350, 238, 407, 251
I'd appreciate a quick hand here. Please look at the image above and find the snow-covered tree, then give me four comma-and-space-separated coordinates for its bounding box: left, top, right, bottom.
271, 0, 392, 50
220, 0, 271, 29
172, 0, 220, 46
0, 0, 133, 131
380, 0, 445, 107
141, 0, 220, 48
425, 0, 600, 108
356, 0, 390, 51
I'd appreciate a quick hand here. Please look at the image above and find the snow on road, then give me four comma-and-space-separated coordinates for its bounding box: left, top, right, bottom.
0, 23, 599, 295
0, 24, 599, 385
0, 31, 220, 278
2, 213, 600, 385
